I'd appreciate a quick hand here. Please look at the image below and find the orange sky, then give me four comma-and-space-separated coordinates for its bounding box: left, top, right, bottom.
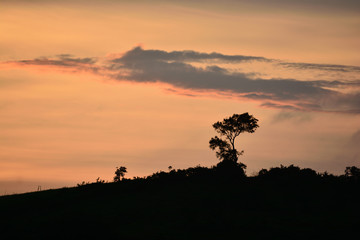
1, 0, 360, 194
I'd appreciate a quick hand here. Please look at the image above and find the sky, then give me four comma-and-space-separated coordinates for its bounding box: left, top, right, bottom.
1, 0, 360, 194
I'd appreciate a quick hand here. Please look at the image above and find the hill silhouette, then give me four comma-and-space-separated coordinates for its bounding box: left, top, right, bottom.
0, 164, 359, 239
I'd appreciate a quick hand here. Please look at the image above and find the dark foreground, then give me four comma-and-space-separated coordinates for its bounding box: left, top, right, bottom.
0, 165, 359, 239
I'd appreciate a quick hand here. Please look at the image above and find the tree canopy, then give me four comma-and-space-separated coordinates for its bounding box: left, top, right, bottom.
209, 113, 259, 164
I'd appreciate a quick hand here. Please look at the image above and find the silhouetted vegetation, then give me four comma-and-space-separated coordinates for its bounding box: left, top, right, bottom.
345, 166, 360, 180
0, 163, 359, 239
114, 166, 127, 182
209, 113, 258, 174
257, 164, 319, 183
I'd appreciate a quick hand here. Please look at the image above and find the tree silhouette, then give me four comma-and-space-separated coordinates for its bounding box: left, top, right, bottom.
114, 166, 127, 182
345, 166, 360, 181
209, 113, 259, 164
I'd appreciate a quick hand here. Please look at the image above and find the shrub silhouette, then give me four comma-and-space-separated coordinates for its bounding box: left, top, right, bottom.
96, 177, 105, 184
215, 160, 247, 178
257, 164, 318, 182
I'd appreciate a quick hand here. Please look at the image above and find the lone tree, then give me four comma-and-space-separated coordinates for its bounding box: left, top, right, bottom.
209, 113, 259, 166
114, 166, 127, 182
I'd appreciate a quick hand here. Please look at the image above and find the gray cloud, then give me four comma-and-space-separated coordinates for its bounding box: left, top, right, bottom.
109, 47, 360, 113
113, 47, 360, 76
56, 54, 96, 64
112, 46, 270, 65
7, 47, 360, 113
113, 56, 331, 101
19, 55, 97, 67
15, 55, 99, 73
278, 62, 360, 73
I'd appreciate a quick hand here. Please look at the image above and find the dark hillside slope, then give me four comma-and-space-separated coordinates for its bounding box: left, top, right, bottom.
0, 168, 359, 239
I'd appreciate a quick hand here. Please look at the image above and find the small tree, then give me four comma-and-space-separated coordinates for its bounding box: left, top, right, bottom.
209, 113, 259, 164
114, 166, 127, 182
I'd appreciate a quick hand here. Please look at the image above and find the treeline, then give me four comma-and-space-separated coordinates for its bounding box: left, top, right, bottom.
78, 163, 360, 187
2, 162, 359, 239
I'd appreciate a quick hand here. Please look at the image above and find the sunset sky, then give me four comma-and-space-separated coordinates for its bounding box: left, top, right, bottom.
1, 0, 360, 194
